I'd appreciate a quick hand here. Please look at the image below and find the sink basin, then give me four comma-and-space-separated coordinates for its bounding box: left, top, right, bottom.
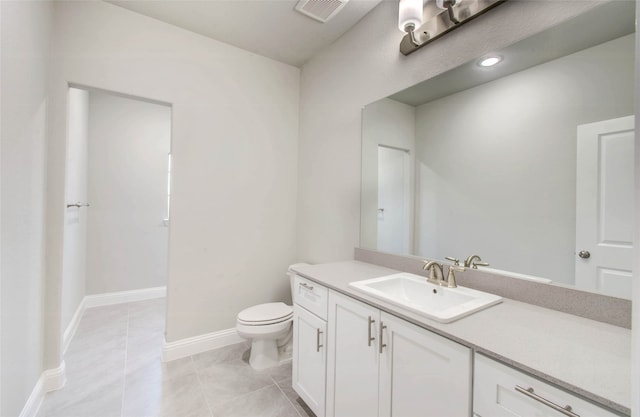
348, 273, 502, 323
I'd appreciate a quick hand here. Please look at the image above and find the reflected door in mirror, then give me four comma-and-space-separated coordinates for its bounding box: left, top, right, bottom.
575, 116, 634, 298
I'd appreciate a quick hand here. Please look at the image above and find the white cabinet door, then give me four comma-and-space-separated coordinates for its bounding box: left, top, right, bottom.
293, 305, 327, 417
327, 291, 380, 417
379, 312, 472, 417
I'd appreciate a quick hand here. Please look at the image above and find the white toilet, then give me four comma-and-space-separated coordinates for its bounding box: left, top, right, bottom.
236, 264, 307, 370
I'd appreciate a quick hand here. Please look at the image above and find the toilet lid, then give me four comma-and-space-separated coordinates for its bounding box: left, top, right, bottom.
237, 302, 293, 324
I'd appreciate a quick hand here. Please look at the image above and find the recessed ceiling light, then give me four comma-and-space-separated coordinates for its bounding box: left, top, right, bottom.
479, 56, 502, 67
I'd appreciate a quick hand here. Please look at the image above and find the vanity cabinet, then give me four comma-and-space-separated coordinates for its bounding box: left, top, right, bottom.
326, 291, 380, 417
326, 291, 472, 417
474, 354, 620, 417
292, 275, 328, 417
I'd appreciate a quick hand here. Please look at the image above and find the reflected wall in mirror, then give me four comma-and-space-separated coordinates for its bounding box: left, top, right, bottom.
360, 1, 635, 299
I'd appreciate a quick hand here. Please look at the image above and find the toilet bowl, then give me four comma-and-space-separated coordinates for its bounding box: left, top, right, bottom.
236, 302, 293, 369
235, 264, 308, 370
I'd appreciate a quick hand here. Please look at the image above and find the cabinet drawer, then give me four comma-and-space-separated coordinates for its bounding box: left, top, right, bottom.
293, 275, 328, 320
474, 353, 620, 417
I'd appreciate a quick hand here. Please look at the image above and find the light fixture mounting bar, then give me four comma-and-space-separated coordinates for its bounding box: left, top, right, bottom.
400, 0, 506, 56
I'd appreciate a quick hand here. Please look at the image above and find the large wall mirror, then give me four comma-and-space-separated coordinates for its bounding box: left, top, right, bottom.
360, 1, 635, 299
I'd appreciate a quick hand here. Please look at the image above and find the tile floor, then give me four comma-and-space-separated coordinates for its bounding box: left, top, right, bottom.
37, 298, 314, 417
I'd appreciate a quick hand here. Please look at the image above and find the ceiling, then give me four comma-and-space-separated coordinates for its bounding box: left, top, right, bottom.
105, 0, 383, 67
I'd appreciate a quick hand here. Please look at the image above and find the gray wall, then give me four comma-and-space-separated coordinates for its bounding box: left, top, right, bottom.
0, 1, 52, 415
43, 1, 300, 373
86, 92, 171, 295
413, 34, 634, 284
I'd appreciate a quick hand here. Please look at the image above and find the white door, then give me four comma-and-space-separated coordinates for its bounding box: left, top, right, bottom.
378, 313, 472, 417
292, 305, 327, 417
326, 292, 380, 417
377, 146, 411, 254
575, 116, 634, 298
61, 88, 90, 337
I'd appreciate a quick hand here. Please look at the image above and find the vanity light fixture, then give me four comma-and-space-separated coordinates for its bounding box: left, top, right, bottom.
399, 0, 507, 56
478, 55, 502, 67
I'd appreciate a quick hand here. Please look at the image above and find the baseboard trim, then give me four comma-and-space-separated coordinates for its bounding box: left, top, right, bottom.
42, 361, 67, 392
18, 362, 66, 417
63, 298, 86, 353
162, 328, 244, 362
84, 286, 166, 308
63, 286, 166, 353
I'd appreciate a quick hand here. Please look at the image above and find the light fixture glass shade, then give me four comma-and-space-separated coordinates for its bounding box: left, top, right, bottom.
398, 0, 423, 32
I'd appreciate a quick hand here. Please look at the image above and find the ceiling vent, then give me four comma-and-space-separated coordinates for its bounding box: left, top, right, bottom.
295, 0, 349, 23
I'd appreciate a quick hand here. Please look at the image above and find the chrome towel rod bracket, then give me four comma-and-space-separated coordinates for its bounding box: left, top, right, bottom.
66, 202, 90, 208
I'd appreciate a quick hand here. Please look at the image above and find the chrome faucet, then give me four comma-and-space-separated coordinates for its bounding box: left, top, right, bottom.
464, 254, 489, 269
422, 261, 444, 285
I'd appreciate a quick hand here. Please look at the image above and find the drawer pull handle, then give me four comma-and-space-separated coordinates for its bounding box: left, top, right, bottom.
379, 322, 387, 353
300, 282, 314, 291
367, 316, 376, 346
316, 329, 323, 352
515, 385, 580, 417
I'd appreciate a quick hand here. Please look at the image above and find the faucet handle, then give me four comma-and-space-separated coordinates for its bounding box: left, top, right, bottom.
446, 266, 465, 288
472, 261, 489, 269
445, 256, 460, 266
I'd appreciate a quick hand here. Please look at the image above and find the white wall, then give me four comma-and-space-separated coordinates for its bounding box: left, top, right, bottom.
413, 35, 634, 284
86, 91, 170, 295
361, 98, 415, 251
632, 2, 640, 413
43, 0, 300, 362
296, 0, 608, 264
0, 1, 52, 415
61, 87, 89, 334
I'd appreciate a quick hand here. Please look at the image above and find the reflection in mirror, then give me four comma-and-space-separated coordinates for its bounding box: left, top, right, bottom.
360, 1, 635, 299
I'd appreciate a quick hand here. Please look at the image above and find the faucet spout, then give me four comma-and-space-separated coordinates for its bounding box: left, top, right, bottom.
422, 261, 445, 285
464, 254, 490, 269
464, 255, 481, 268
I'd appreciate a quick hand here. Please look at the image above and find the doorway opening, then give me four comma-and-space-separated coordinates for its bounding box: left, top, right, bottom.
61, 86, 172, 349
377, 145, 412, 254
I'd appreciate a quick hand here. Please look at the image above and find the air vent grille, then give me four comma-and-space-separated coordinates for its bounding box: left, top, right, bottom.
295, 0, 349, 23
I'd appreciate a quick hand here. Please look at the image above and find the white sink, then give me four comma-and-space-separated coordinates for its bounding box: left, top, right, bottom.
348, 272, 502, 323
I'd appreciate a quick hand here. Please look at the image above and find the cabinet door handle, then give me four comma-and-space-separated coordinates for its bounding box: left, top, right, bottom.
300, 282, 314, 291
367, 316, 376, 346
379, 322, 387, 353
515, 385, 580, 417
316, 328, 323, 352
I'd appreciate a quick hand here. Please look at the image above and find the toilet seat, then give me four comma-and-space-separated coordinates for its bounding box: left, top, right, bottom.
237, 302, 293, 326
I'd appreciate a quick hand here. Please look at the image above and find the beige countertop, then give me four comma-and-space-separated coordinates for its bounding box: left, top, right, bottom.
291, 260, 631, 416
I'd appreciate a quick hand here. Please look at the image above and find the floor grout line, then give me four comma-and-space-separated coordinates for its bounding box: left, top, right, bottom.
272, 377, 304, 417
190, 355, 215, 417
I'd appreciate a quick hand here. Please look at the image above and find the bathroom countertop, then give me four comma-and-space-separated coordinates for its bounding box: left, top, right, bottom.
291, 260, 631, 416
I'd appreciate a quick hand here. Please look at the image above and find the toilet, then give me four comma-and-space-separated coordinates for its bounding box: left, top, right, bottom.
235, 264, 307, 370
